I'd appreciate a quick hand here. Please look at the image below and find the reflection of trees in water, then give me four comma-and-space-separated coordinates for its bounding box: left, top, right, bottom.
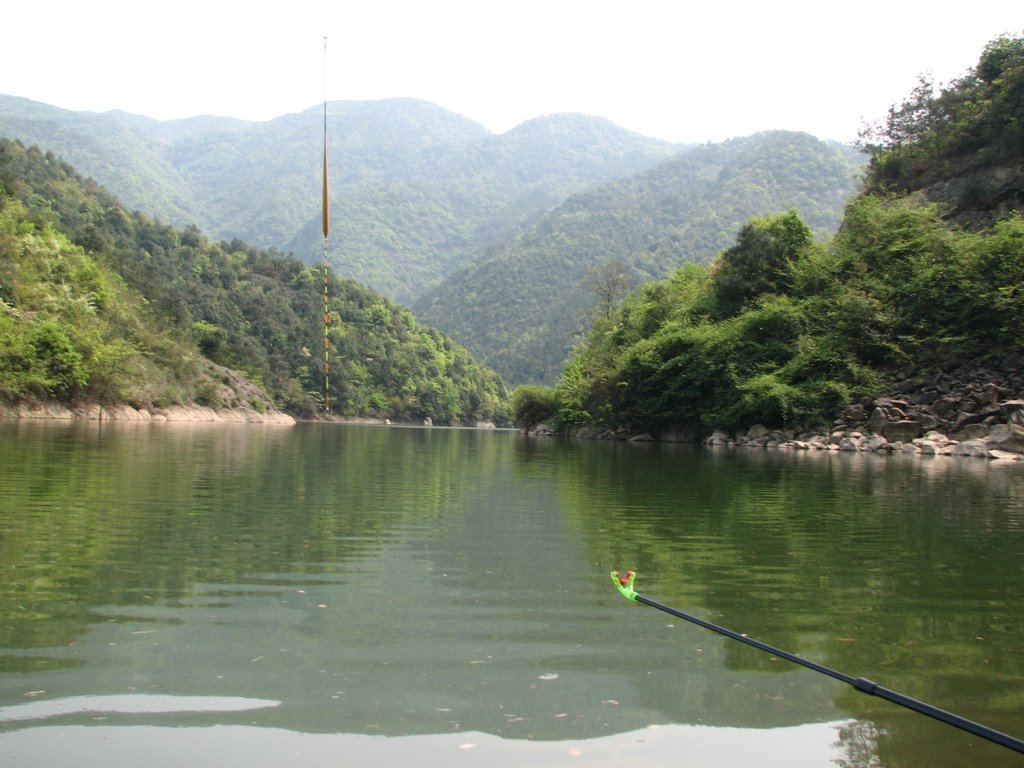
834, 720, 884, 768
0, 423, 510, 652
557, 442, 1024, 764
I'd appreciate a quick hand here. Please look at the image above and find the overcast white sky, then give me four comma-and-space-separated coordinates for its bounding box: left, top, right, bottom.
2, 1, 1020, 144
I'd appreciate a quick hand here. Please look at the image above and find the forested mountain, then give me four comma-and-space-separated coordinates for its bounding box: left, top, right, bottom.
0, 97, 679, 303
415, 131, 865, 385
286, 111, 685, 302
0, 96, 201, 227
526, 34, 1024, 438
0, 96, 867, 388
0, 138, 510, 424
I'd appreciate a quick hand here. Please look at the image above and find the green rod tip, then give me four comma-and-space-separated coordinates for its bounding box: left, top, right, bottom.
611, 569, 638, 601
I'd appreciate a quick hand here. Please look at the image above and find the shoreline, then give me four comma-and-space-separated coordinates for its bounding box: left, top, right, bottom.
706, 423, 1024, 462
0, 402, 501, 429
535, 370, 1024, 464
0, 401, 295, 425
531, 410, 1024, 464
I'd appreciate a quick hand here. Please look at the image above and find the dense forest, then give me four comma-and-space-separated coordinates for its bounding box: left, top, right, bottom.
0, 98, 679, 304
517, 33, 1024, 437
0, 138, 510, 424
0, 99, 864, 389
415, 131, 864, 384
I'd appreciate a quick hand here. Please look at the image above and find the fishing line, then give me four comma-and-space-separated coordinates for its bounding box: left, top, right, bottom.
611, 570, 1024, 755
321, 34, 331, 413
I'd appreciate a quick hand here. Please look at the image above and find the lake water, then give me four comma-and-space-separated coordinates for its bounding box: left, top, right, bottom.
1, 420, 1022, 767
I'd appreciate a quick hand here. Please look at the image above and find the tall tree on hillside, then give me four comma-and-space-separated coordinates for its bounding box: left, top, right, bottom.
584, 259, 630, 321
711, 210, 811, 316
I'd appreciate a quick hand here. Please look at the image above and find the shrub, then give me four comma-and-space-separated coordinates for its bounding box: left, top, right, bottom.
512, 385, 558, 430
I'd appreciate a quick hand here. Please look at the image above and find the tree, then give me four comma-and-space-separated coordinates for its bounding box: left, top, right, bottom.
512, 385, 557, 431
711, 210, 811, 316
584, 259, 629, 321
859, 32, 1024, 194
977, 34, 1024, 84
30, 321, 87, 399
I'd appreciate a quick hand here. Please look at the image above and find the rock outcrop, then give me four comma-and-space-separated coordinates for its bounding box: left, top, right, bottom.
707, 360, 1024, 462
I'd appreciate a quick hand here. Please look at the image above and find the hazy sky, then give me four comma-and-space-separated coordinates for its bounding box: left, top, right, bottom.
2, 1, 1020, 144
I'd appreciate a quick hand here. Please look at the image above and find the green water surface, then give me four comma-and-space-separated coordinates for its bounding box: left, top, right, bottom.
0, 421, 1022, 767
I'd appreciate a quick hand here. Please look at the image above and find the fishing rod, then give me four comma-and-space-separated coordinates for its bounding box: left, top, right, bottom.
321, 35, 331, 413
610, 570, 1024, 756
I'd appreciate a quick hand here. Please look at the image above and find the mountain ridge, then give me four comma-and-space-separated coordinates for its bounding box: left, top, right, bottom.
0, 96, 864, 387
0, 94, 681, 303
415, 130, 865, 384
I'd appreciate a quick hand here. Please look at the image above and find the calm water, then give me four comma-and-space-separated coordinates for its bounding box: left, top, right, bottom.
0, 421, 1022, 767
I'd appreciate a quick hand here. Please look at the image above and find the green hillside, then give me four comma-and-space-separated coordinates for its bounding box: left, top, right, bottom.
530, 34, 1024, 437
0, 98, 679, 304
287, 112, 683, 303
0, 96, 200, 227
415, 131, 864, 385
0, 138, 510, 424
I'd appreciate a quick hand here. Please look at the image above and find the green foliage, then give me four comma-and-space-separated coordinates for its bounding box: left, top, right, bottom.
834, 195, 1024, 354
0, 138, 512, 424
28, 321, 87, 399
858, 32, 1024, 213
553, 356, 594, 426
0, 195, 198, 406
606, 294, 814, 430
0, 312, 46, 400
1, 99, 864, 390
553, 185, 1023, 435
975, 214, 1024, 337
711, 209, 812, 316
511, 385, 558, 430
191, 320, 227, 358
415, 131, 864, 385
0, 98, 678, 307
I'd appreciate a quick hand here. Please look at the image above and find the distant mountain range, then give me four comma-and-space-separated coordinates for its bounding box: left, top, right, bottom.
0, 95, 864, 385
0, 96, 679, 301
